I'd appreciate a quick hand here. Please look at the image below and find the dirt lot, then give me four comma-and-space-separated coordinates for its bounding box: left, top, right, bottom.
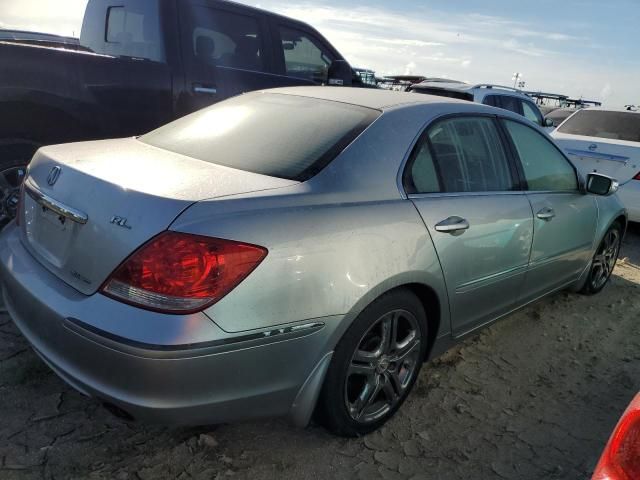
1, 225, 639, 480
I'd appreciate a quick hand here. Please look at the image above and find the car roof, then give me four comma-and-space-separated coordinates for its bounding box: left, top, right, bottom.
259, 86, 470, 110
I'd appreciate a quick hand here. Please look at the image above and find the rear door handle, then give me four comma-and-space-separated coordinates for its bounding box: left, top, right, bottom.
536, 207, 555, 221
434, 216, 470, 233
193, 84, 217, 95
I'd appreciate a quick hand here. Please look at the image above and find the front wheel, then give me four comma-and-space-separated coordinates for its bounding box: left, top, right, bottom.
579, 222, 622, 295
316, 289, 428, 437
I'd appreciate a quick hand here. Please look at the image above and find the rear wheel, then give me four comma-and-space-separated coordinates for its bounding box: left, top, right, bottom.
579, 223, 622, 295
317, 290, 428, 437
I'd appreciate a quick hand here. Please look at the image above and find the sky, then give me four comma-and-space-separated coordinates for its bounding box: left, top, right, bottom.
0, 0, 637, 107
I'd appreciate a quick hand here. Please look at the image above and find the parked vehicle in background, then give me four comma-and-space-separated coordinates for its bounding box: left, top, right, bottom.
0, 0, 356, 225
408, 81, 551, 128
592, 393, 640, 480
552, 109, 640, 222
0, 29, 81, 48
0, 87, 626, 437
545, 107, 580, 128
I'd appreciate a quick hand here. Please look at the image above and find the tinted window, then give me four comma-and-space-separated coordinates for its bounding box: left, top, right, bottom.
557, 110, 640, 142
412, 88, 473, 102
279, 27, 333, 83
482, 95, 499, 107
426, 117, 516, 193
522, 101, 543, 126
104, 3, 164, 61
483, 95, 522, 115
497, 95, 522, 114
405, 142, 441, 194
140, 93, 379, 181
186, 8, 264, 71
504, 120, 577, 191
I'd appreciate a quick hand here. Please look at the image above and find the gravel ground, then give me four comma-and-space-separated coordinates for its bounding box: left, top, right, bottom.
1, 224, 639, 480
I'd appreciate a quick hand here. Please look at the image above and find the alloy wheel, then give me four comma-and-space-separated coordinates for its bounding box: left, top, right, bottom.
344, 309, 422, 424
590, 228, 620, 291
0, 164, 26, 228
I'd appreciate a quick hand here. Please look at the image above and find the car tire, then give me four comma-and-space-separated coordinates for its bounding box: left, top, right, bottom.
579, 222, 622, 295
316, 289, 428, 437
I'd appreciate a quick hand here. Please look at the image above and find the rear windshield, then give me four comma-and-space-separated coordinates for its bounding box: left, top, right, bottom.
545, 109, 576, 126
557, 110, 640, 142
410, 87, 473, 102
140, 93, 380, 181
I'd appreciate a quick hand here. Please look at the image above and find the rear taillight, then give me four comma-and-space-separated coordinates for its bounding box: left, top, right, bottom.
593, 394, 640, 480
101, 231, 267, 314
633, 172, 640, 180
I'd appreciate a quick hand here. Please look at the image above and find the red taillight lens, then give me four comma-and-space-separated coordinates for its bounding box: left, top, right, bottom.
593, 394, 640, 480
101, 231, 267, 314
633, 172, 640, 180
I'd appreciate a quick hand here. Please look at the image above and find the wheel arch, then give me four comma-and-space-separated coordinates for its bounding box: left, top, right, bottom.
327, 277, 449, 364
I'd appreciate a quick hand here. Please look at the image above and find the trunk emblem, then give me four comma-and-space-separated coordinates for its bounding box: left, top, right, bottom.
110, 216, 132, 230
47, 166, 62, 186
588, 144, 598, 152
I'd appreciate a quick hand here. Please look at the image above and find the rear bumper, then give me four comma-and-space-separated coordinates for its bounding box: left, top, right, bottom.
618, 182, 640, 223
0, 225, 339, 426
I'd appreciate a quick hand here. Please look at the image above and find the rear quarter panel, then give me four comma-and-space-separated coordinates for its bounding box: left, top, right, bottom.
171, 191, 450, 339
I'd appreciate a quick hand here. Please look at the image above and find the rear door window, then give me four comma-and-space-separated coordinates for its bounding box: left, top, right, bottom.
183, 7, 265, 71
557, 110, 640, 142
497, 95, 523, 115
483, 95, 524, 116
504, 119, 578, 191
407, 116, 516, 193
277, 27, 333, 83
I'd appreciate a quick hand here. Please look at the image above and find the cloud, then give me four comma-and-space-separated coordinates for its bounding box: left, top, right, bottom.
403, 62, 417, 75
600, 83, 613, 102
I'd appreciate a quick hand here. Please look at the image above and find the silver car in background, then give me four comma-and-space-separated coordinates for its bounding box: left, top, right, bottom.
0, 87, 627, 436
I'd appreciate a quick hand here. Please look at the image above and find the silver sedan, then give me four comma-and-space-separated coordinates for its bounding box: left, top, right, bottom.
0, 87, 627, 436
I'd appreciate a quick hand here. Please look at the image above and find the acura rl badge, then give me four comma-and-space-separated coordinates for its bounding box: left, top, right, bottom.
47, 166, 62, 186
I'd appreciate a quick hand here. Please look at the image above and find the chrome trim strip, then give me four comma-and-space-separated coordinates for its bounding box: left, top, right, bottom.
25, 182, 88, 224
408, 190, 526, 199
455, 264, 528, 293
62, 317, 325, 359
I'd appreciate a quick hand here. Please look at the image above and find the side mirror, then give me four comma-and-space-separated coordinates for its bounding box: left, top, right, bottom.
586, 173, 619, 196
544, 118, 554, 127
327, 59, 353, 87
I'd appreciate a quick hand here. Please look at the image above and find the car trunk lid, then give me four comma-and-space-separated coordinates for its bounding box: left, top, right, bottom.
552, 132, 640, 184
20, 138, 296, 295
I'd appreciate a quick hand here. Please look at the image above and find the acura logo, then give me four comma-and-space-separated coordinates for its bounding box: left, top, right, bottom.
47, 166, 61, 186
588, 144, 598, 152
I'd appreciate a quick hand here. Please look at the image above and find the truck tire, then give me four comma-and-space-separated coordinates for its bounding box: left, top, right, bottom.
0, 143, 37, 227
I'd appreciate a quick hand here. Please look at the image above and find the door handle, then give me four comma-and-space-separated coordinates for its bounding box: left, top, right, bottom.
193, 84, 217, 95
536, 207, 555, 221
434, 216, 470, 233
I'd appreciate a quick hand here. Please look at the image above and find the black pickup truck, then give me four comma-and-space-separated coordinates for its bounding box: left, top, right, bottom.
0, 0, 357, 223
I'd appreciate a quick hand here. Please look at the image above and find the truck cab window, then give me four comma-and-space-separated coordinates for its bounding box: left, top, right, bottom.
104, 4, 164, 62
279, 27, 332, 83
186, 8, 264, 71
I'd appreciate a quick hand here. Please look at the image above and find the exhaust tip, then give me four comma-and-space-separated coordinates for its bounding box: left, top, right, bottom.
102, 401, 135, 422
